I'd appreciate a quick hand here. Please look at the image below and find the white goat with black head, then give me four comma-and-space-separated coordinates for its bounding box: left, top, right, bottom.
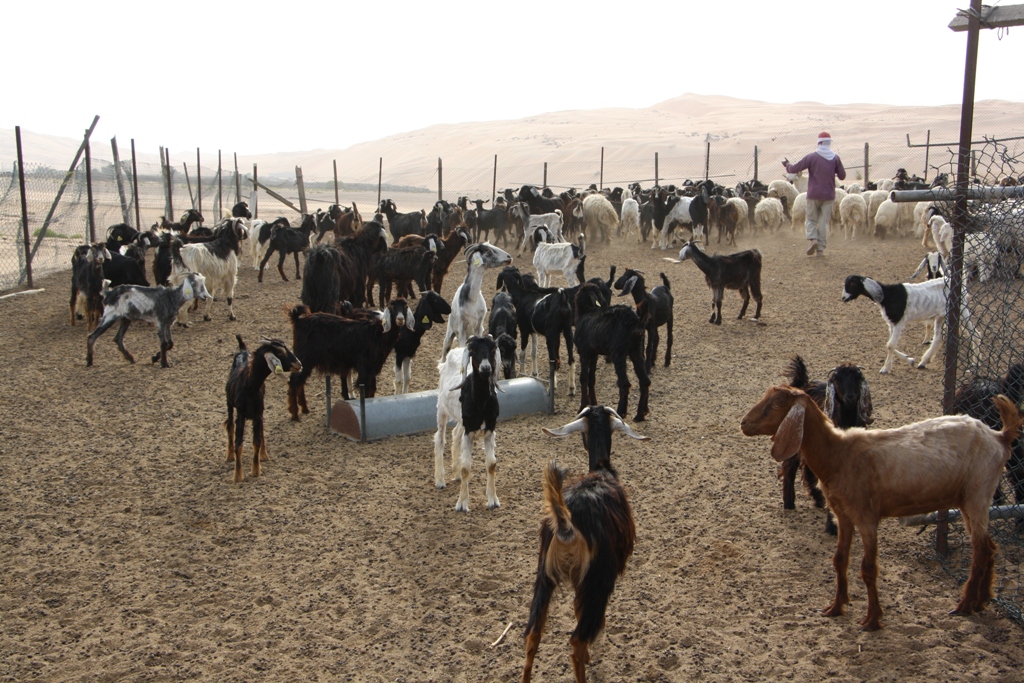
533, 230, 585, 288
440, 242, 513, 360
434, 336, 503, 512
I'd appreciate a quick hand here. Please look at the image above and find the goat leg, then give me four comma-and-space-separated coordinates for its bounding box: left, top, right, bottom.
824, 515, 854, 618
113, 318, 135, 364
779, 456, 799, 510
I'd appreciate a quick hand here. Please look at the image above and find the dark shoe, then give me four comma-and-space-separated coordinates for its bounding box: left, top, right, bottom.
806, 242, 818, 255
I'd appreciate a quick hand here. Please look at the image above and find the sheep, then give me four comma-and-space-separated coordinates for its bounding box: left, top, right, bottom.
767, 179, 799, 220
740, 384, 1023, 631
86, 272, 211, 368
397, 227, 472, 293
873, 198, 903, 239
581, 193, 618, 244
249, 217, 291, 269
518, 211, 564, 255
672, 240, 763, 325
521, 405, 648, 683
533, 230, 585, 288
725, 196, 750, 237
495, 266, 576, 394
785, 170, 808, 193
574, 283, 650, 421
789, 192, 807, 232
69, 243, 111, 330
488, 290, 519, 380
831, 188, 848, 236
169, 218, 245, 324
754, 197, 785, 234
927, 212, 953, 259
841, 274, 974, 374
619, 197, 642, 244
393, 291, 451, 394
257, 214, 316, 282
838, 192, 868, 240
433, 336, 502, 512
286, 298, 410, 419
224, 335, 302, 483
964, 231, 1000, 283
863, 190, 887, 237
614, 269, 674, 372
379, 199, 426, 243
779, 356, 873, 535
440, 242, 513, 360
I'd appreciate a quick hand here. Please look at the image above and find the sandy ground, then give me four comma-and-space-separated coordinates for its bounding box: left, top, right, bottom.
1, 222, 1023, 683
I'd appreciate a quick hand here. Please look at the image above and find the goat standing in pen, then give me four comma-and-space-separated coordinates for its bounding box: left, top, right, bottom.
670, 240, 762, 325
70, 243, 112, 330
393, 291, 451, 394
258, 214, 316, 282
779, 356, 873, 535
434, 336, 502, 512
741, 384, 1023, 630
224, 336, 302, 483
614, 269, 674, 372
521, 405, 648, 683
440, 242, 513, 360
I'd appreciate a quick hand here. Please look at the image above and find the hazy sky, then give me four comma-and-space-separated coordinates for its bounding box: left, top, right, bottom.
5, 1, 1022, 156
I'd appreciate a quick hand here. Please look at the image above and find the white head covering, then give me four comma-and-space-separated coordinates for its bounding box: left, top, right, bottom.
816, 133, 836, 161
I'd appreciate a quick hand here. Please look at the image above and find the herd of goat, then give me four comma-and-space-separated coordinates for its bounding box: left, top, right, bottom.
61, 172, 1024, 681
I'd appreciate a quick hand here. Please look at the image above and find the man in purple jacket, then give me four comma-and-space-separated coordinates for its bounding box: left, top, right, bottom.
782, 131, 846, 256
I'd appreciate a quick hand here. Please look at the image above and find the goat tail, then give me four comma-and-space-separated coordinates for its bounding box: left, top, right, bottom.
542, 460, 575, 543
659, 272, 671, 291
235, 334, 247, 351
782, 355, 810, 389
994, 394, 1024, 450
288, 304, 310, 327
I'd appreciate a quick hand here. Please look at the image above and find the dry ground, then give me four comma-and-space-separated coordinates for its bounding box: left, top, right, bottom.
1, 222, 1022, 683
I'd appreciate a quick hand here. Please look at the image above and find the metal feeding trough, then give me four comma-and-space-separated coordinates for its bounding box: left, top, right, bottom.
329, 376, 552, 442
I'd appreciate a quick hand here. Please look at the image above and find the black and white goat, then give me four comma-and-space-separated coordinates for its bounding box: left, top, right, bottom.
257, 214, 316, 282
522, 405, 648, 683
518, 211, 564, 255
433, 335, 502, 512
574, 283, 651, 422
160, 209, 204, 235
393, 291, 451, 394
169, 218, 245, 324
103, 242, 151, 288
779, 356, 873, 535
533, 230, 585, 288
86, 272, 210, 368
488, 290, 519, 380
614, 269, 674, 371
440, 243, 513, 360
841, 274, 975, 374
250, 217, 291, 270
70, 243, 112, 330
224, 336, 302, 483
672, 240, 763, 325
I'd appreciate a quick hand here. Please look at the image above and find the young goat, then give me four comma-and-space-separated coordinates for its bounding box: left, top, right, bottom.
70, 243, 112, 330
488, 290, 519, 380
741, 384, 1023, 630
258, 214, 316, 282
522, 405, 648, 683
225, 335, 302, 483
614, 269, 674, 371
169, 218, 245, 324
393, 291, 451, 394
250, 217, 291, 270
672, 240, 763, 325
440, 242, 513, 360
779, 356, 873, 535
396, 227, 472, 293
574, 283, 650, 421
841, 274, 974, 374
533, 230, 585, 288
433, 336, 502, 512
86, 273, 210, 368
367, 234, 442, 306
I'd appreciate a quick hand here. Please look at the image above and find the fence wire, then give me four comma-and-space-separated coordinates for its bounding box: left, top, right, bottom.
935, 139, 1024, 623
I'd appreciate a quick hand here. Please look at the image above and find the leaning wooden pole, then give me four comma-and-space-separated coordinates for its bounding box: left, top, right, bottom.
110, 137, 131, 224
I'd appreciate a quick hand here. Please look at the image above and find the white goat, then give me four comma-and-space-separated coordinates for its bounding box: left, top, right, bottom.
928, 213, 953, 259
169, 218, 244, 324
533, 230, 585, 288
654, 196, 693, 250
518, 211, 563, 255
582, 193, 619, 243
440, 242, 513, 360
620, 197, 642, 243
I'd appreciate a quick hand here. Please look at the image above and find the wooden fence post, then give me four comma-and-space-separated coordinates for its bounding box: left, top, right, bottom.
377, 157, 383, 207
333, 159, 340, 204
110, 137, 131, 224
437, 157, 443, 201
130, 139, 140, 230
15, 126, 33, 289
196, 148, 202, 220
296, 166, 308, 214
600, 147, 604, 190
85, 136, 95, 243
863, 143, 870, 186
492, 155, 497, 204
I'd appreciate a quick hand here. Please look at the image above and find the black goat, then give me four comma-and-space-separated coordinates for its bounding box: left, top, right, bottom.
380, 199, 426, 243
518, 185, 563, 215
393, 291, 451, 394
70, 243, 111, 330
488, 291, 518, 380
470, 199, 512, 245
675, 240, 763, 325
301, 244, 344, 314
258, 214, 315, 282
522, 405, 648, 683
337, 221, 390, 308
287, 298, 409, 418
574, 283, 650, 421
615, 269, 674, 371
225, 335, 302, 483
396, 228, 471, 293
102, 244, 150, 288
688, 180, 714, 245
161, 209, 204, 234
780, 356, 873, 534
367, 235, 442, 307
86, 272, 210, 368
311, 204, 343, 243
229, 201, 252, 219
251, 217, 291, 269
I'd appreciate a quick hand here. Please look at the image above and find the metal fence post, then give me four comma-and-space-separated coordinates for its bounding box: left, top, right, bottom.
377, 157, 383, 207
863, 143, 870, 186
600, 147, 604, 190
196, 148, 202, 220
437, 157, 443, 201
655, 153, 659, 187
924, 130, 931, 182
15, 126, 33, 289
543, 162, 547, 188
131, 139, 140, 230
234, 152, 241, 205
85, 136, 95, 243
704, 141, 710, 181
753, 145, 759, 182
111, 137, 130, 224
333, 159, 340, 204
164, 147, 173, 220
252, 164, 258, 219
217, 150, 223, 219
492, 155, 497, 204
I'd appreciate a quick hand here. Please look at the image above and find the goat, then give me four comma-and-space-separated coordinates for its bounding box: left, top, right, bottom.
169, 218, 245, 324
841, 274, 975, 374
286, 299, 409, 419
518, 211, 564, 255
397, 227, 472, 293
103, 243, 150, 288
224, 335, 302, 483
380, 199, 426, 243
489, 290, 519, 380
779, 356, 873, 535
713, 195, 742, 246
317, 203, 363, 243
614, 269, 673, 371
687, 181, 714, 245
258, 214, 316, 282
652, 192, 693, 250
393, 291, 451, 394
70, 243, 112, 330
672, 240, 763, 325
521, 405, 648, 683
367, 235, 442, 307
619, 197, 642, 244
250, 217, 291, 269
433, 336, 503, 512
741, 384, 1024, 630
300, 244, 344, 314
533, 230, 585, 288
469, 199, 512, 246
440, 242, 513, 360
336, 221, 390, 308
574, 283, 650, 421
160, 209, 204, 235
519, 185, 564, 216
311, 204, 344, 243
86, 272, 210, 368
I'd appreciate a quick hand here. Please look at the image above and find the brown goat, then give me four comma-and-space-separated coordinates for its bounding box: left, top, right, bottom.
740, 385, 1023, 630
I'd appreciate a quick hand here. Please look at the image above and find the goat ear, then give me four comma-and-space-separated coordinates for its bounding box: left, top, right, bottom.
858, 379, 874, 425
543, 418, 587, 437
610, 415, 651, 441
823, 382, 837, 422
381, 308, 392, 333
493, 346, 503, 389
265, 353, 284, 375
460, 346, 471, 377
770, 402, 805, 462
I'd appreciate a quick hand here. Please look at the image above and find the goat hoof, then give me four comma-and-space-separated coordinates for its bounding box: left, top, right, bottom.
435, 483, 446, 490
204, 315, 212, 322
229, 315, 237, 321
454, 502, 469, 513
487, 500, 501, 510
